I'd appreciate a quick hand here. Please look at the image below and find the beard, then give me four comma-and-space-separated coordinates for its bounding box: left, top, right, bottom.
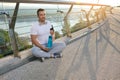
39, 17, 45, 22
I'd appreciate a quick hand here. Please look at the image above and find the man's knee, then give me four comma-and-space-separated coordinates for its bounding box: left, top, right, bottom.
31, 47, 51, 58
61, 42, 66, 48
58, 42, 66, 50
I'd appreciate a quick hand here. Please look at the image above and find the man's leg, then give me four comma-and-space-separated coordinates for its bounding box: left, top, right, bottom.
48, 42, 66, 55
31, 46, 51, 58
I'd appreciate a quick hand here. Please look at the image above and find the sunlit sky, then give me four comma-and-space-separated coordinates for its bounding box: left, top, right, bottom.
71, 0, 120, 6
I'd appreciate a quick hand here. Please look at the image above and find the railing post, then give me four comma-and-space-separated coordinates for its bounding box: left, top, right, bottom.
8, 2, 20, 58
103, 7, 107, 19
99, 6, 107, 20
81, 5, 93, 29
95, 11, 99, 22
87, 6, 94, 27
110, 7, 113, 14
63, 4, 73, 37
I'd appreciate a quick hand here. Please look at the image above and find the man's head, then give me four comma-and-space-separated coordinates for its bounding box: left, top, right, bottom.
37, 8, 46, 22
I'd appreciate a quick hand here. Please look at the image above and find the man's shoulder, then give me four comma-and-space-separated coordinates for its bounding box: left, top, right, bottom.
32, 22, 40, 28
32, 21, 39, 25
31, 22, 39, 30
46, 20, 51, 24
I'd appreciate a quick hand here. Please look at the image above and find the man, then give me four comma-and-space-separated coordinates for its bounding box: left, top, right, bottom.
30, 8, 66, 61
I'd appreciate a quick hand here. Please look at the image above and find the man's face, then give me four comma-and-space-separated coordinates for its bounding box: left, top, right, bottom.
38, 11, 46, 22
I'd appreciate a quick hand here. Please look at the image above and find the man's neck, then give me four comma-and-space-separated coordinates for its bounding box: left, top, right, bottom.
39, 20, 46, 25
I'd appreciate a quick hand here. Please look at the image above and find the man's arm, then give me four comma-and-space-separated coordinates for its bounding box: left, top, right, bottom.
31, 35, 49, 52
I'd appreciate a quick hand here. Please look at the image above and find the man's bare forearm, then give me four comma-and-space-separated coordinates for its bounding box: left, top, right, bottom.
31, 35, 49, 52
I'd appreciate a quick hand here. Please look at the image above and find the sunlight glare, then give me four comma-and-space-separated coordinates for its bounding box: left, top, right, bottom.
72, 0, 120, 6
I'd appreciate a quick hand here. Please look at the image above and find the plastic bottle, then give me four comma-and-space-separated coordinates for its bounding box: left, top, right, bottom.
47, 35, 52, 49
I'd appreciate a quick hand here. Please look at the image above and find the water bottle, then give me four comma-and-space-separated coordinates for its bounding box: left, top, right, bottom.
47, 35, 52, 49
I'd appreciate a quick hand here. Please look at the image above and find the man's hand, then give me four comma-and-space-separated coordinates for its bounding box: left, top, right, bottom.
50, 29, 54, 35
42, 47, 49, 52
50, 30, 55, 41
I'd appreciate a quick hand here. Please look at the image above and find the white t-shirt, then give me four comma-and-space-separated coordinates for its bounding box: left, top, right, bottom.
30, 20, 52, 44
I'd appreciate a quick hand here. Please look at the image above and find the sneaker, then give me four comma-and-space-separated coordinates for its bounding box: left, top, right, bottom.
53, 53, 63, 58
40, 57, 45, 62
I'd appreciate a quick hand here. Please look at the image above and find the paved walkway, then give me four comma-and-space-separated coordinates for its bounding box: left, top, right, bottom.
0, 8, 120, 80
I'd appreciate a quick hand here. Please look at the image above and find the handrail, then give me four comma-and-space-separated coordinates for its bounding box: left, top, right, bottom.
3, 0, 109, 6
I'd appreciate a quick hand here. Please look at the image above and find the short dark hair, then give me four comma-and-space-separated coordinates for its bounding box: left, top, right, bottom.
37, 8, 45, 16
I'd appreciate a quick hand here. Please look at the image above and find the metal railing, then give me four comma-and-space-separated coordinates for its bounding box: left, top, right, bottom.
0, 1, 111, 58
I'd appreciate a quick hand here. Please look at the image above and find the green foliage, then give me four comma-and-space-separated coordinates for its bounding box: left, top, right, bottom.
71, 21, 87, 33
0, 29, 10, 44
0, 29, 31, 57
55, 31, 61, 39
16, 36, 32, 51
0, 29, 12, 56
0, 54, 4, 58
62, 19, 71, 36
0, 37, 5, 45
